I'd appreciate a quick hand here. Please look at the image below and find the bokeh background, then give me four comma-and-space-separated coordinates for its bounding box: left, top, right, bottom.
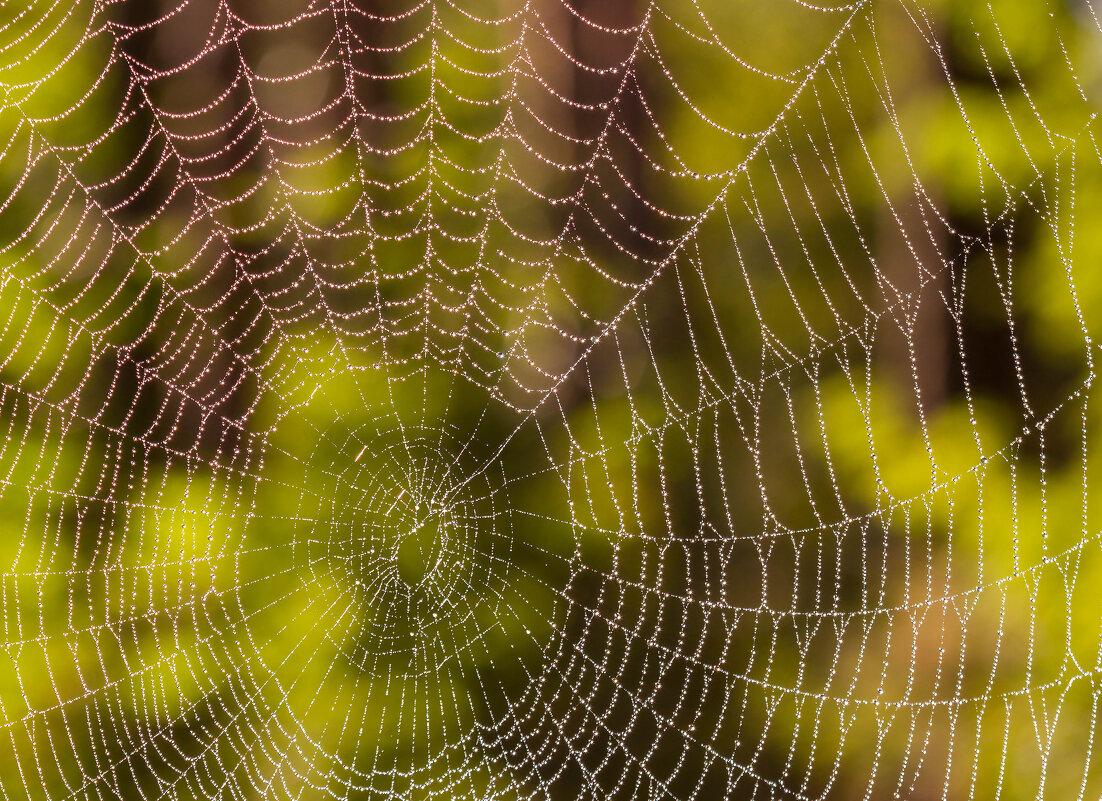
0, 0, 1100, 798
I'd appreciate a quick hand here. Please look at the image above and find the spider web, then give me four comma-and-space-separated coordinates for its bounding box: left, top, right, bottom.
0, 0, 1100, 798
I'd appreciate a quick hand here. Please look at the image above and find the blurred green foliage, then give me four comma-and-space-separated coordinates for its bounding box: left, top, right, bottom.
0, 0, 1100, 799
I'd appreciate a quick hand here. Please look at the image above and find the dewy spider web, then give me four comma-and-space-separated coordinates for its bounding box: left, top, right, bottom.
0, 0, 1100, 798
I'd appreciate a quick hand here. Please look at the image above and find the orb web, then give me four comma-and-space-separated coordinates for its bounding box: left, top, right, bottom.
0, 0, 1100, 799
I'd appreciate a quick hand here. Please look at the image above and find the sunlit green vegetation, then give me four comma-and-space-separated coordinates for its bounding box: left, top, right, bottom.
0, 0, 1099, 798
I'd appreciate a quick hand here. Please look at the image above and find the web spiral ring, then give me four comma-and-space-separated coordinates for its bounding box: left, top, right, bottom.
1, 0, 1101, 799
